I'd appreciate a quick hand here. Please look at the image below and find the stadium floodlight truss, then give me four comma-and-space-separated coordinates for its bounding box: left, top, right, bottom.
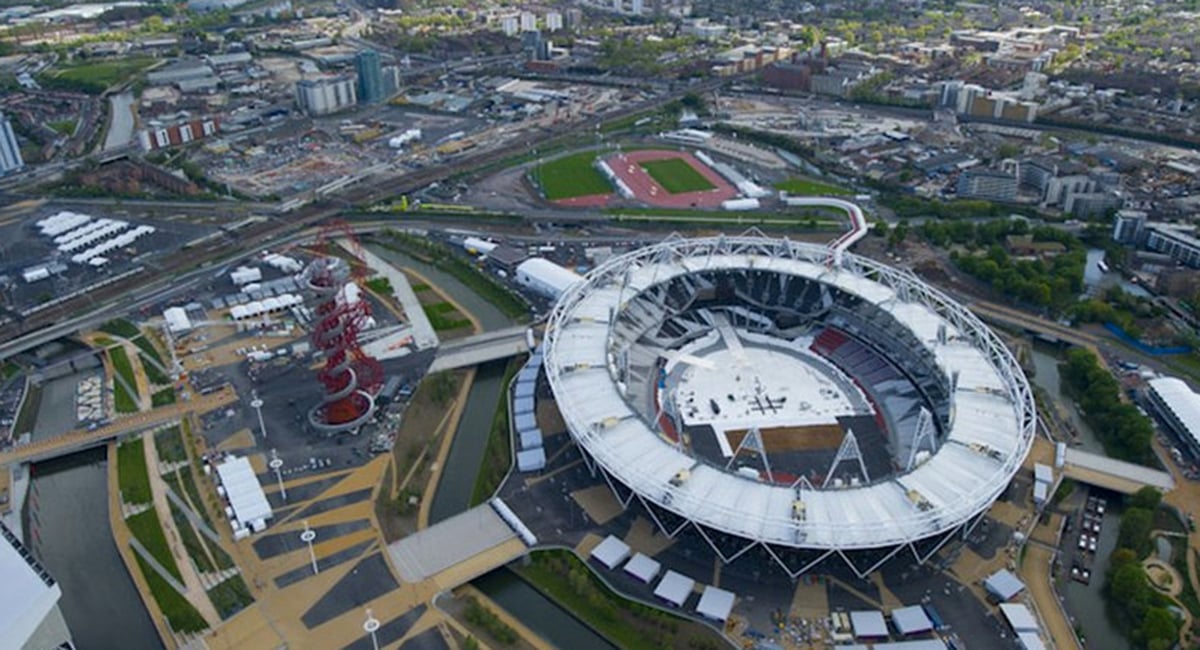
543, 232, 1037, 577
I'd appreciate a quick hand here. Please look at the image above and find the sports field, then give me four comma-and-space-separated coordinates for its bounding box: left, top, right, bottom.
775, 177, 851, 196
532, 152, 614, 201
639, 158, 716, 194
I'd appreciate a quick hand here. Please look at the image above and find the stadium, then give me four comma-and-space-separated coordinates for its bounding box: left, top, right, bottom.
543, 234, 1036, 578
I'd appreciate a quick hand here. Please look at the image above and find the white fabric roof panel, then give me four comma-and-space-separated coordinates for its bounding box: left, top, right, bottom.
516, 447, 545, 472
1018, 632, 1046, 650
545, 241, 1033, 549
1149, 377, 1200, 451
653, 570, 695, 607
623, 553, 661, 583
999, 603, 1038, 632
518, 428, 542, 450
695, 585, 736, 622
850, 610, 888, 638
891, 605, 934, 635
873, 641, 947, 650
590, 535, 632, 569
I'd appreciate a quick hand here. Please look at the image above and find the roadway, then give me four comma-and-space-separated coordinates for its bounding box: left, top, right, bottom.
427, 326, 532, 372
0, 385, 237, 467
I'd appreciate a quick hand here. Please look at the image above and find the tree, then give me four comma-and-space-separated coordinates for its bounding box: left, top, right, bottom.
1129, 486, 1162, 511
1117, 507, 1154, 558
1107, 562, 1151, 621
1140, 607, 1178, 646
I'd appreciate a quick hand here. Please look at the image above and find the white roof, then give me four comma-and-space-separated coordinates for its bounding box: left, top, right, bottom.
891, 605, 933, 635
695, 585, 736, 621
873, 641, 947, 650
164, 306, 191, 333
1033, 481, 1048, 502
999, 603, 1038, 632
215, 456, 273, 527
516, 447, 545, 472
653, 570, 695, 607
590, 535, 632, 569
623, 552, 661, 582
850, 610, 888, 638
544, 237, 1035, 550
1017, 631, 1046, 650
517, 257, 582, 298
986, 569, 1025, 601
0, 525, 61, 650
1149, 376, 1200, 448
1034, 463, 1052, 484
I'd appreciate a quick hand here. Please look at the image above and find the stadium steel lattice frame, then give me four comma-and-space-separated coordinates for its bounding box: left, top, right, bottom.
542, 232, 1037, 578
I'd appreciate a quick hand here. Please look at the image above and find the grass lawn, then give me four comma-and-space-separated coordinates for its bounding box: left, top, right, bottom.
127, 509, 183, 582
775, 177, 852, 196
117, 438, 152, 504
100, 318, 141, 339
207, 575, 254, 620
155, 425, 187, 464
151, 387, 176, 408
177, 467, 216, 529
470, 359, 520, 506
168, 501, 214, 574
110, 347, 140, 413
364, 276, 393, 295
133, 555, 207, 634
422, 301, 472, 331
42, 57, 156, 94
639, 158, 715, 194
532, 151, 613, 200
49, 119, 76, 136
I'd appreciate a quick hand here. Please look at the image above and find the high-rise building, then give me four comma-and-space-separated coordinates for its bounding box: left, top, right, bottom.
0, 113, 23, 176
355, 49, 384, 105
1112, 209, 1146, 245
631, 0, 644, 14
296, 75, 358, 116
499, 14, 519, 36
519, 11, 537, 32
956, 169, 1018, 202
545, 11, 563, 32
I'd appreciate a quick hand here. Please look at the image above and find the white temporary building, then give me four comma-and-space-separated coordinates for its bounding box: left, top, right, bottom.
850, 610, 889, 638
230, 266, 263, 285
516, 447, 545, 472
590, 535, 632, 569
653, 570, 695, 607
891, 605, 934, 636
1017, 632, 1046, 650
21, 267, 50, 283
164, 306, 192, 333
721, 197, 761, 211
262, 253, 303, 274
999, 603, 1038, 633
515, 258, 581, 300
985, 569, 1026, 601
873, 641, 947, 650
215, 456, 273, 532
695, 585, 736, 622
229, 293, 304, 320
36, 210, 91, 237
623, 553, 661, 583
1034, 463, 1053, 484
463, 237, 498, 254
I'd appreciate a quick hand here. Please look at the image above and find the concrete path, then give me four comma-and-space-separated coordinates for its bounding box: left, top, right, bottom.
349, 240, 439, 351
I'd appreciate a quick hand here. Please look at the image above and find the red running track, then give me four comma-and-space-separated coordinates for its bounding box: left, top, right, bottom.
603, 149, 737, 209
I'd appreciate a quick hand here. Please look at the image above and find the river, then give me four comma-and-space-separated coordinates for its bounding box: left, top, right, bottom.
371, 240, 620, 646
27, 447, 162, 649
1028, 343, 1105, 454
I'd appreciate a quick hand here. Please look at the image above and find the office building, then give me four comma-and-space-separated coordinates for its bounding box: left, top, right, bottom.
355, 49, 385, 104
1146, 224, 1200, 268
957, 169, 1018, 202
0, 113, 22, 175
1112, 209, 1146, 245
519, 11, 536, 32
296, 75, 358, 116
545, 11, 563, 31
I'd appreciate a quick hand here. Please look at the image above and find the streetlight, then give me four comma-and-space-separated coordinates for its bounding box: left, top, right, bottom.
363, 608, 381, 650
269, 449, 286, 502
300, 519, 318, 575
251, 390, 267, 440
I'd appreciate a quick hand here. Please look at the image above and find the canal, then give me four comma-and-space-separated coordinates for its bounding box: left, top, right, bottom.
27, 447, 162, 650
1028, 343, 1106, 454
374, 242, 619, 646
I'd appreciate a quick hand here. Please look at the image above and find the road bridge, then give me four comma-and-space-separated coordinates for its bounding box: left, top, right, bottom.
387, 499, 535, 591
427, 326, 532, 372
1060, 446, 1174, 495
968, 301, 1098, 349
0, 386, 238, 467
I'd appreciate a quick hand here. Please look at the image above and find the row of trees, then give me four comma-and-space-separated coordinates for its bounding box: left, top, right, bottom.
1106, 488, 1179, 650
1060, 348, 1155, 465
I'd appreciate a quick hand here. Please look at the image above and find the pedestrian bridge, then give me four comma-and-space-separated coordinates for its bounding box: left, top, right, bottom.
1061, 446, 1174, 495
427, 326, 532, 372
0, 386, 238, 467
387, 499, 536, 591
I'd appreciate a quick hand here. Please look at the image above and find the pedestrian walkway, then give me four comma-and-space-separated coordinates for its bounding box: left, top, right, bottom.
350, 240, 438, 351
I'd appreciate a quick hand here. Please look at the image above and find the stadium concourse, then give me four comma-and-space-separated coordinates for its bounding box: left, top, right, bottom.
541, 233, 1037, 578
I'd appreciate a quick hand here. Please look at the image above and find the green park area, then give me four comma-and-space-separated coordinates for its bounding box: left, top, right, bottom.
532, 152, 613, 200
109, 346, 140, 413
775, 177, 852, 196
639, 158, 715, 194
39, 57, 156, 94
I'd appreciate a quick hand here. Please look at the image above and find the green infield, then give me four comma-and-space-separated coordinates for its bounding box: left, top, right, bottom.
532, 152, 613, 200
775, 177, 852, 196
639, 158, 715, 194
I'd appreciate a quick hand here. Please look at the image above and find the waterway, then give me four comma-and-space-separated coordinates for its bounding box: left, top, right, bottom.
366, 242, 513, 333
1061, 497, 1130, 650
1028, 343, 1105, 454
104, 92, 135, 151
374, 241, 619, 647
27, 447, 162, 650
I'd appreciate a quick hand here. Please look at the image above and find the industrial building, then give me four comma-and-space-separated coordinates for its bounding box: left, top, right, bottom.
0, 112, 23, 176
296, 75, 358, 116
137, 118, 220, 151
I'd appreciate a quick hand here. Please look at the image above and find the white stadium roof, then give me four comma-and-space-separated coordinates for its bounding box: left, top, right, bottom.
543, 236, 1035, 557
